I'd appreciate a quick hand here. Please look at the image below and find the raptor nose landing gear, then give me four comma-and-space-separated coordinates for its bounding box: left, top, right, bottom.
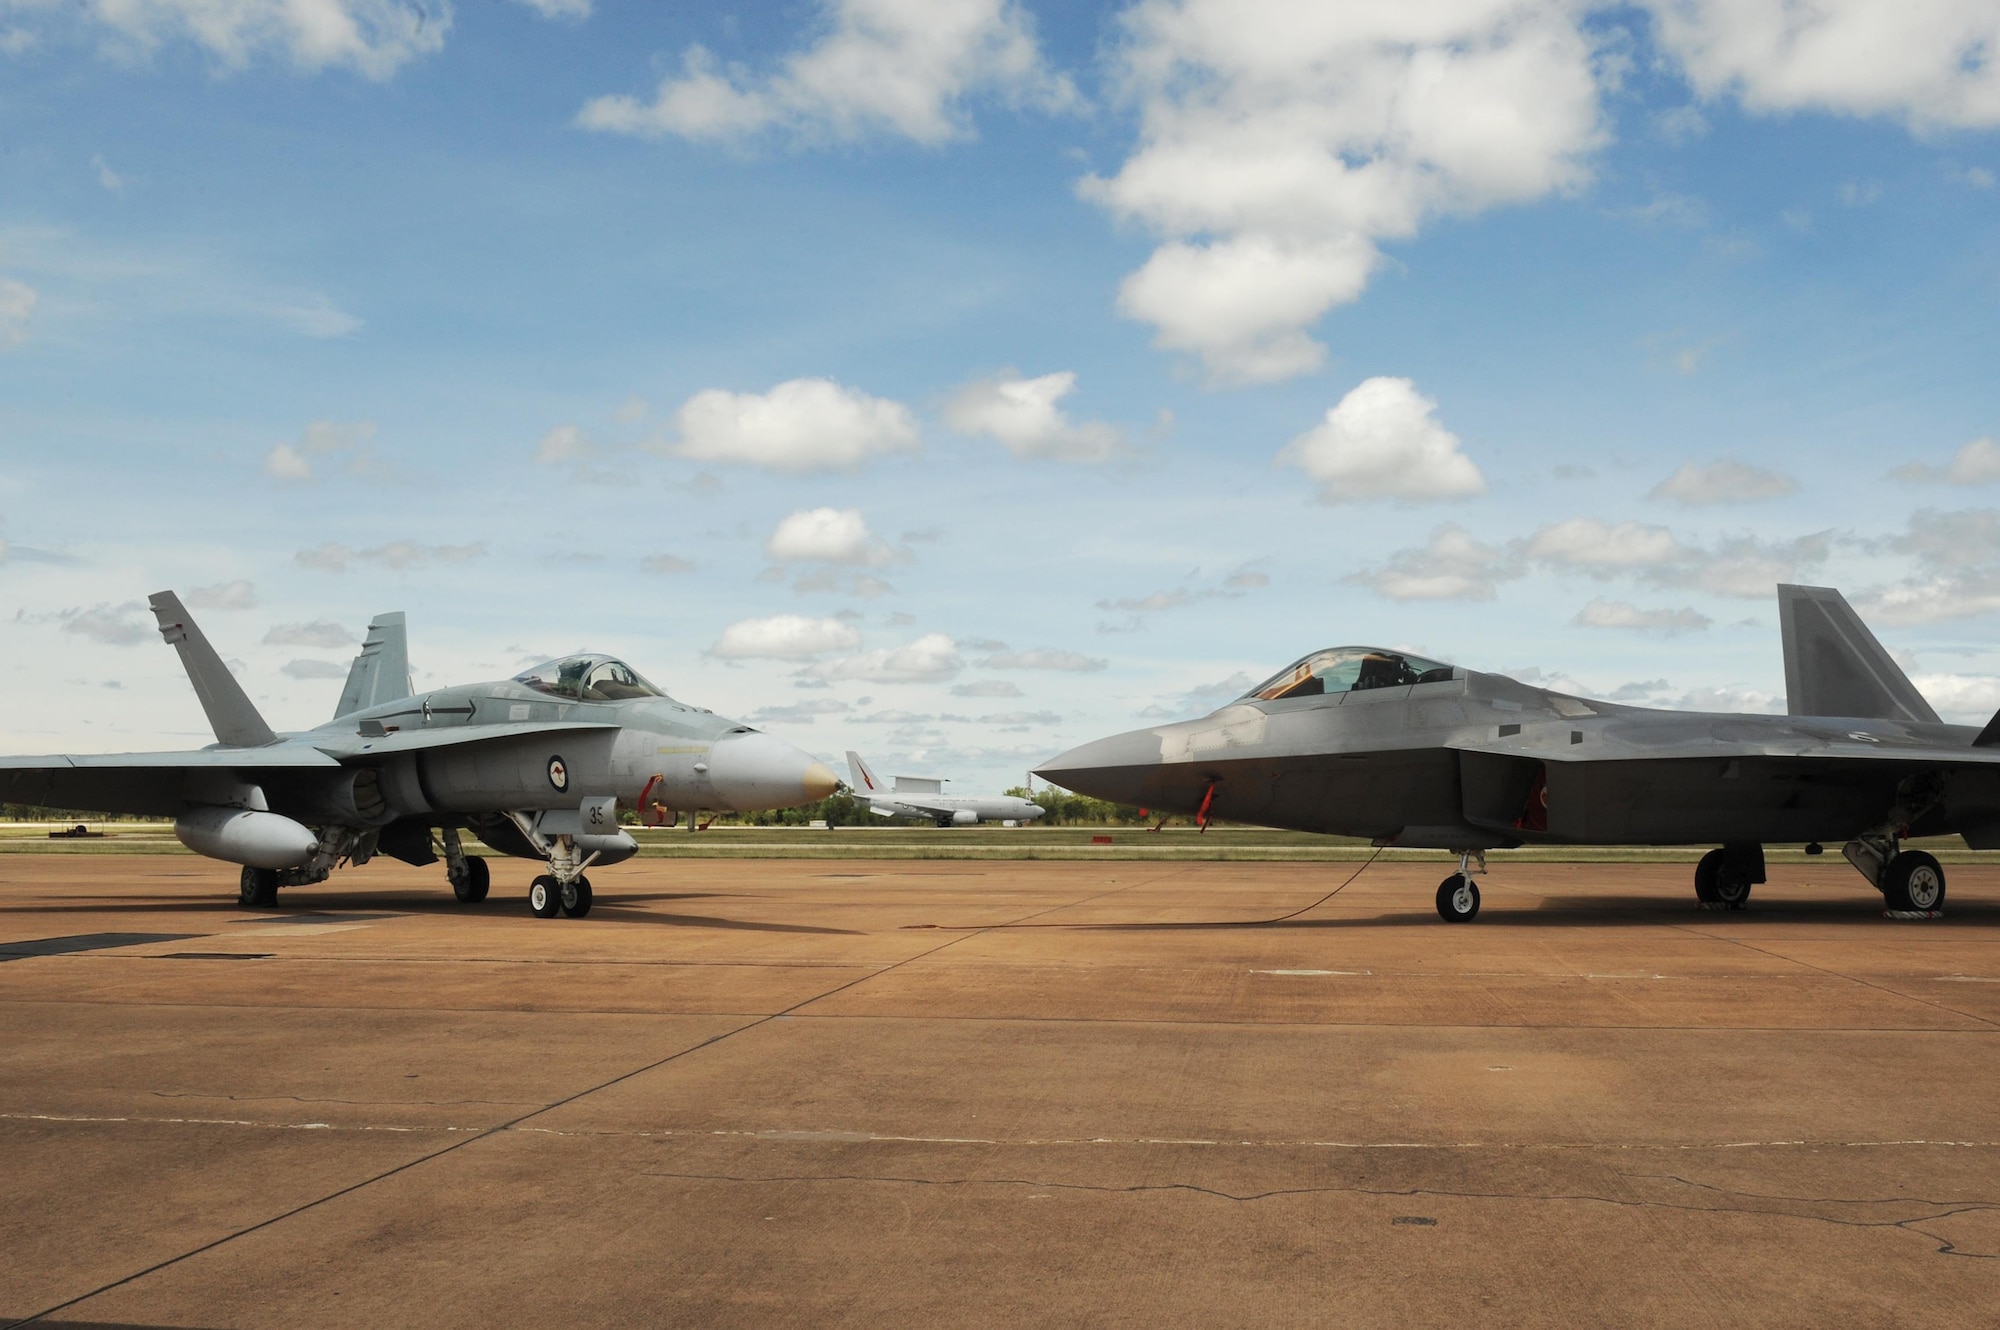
1436, 850, 1485, 922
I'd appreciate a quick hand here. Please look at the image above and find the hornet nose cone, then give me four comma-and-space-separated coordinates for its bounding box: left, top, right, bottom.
802, 761, 841, 801
707, 730, 844, 811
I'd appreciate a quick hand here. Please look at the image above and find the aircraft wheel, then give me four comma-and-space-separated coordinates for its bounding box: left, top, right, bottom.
239, 867, 279, 909
529, 875, 562, 918
452, 856, 490, 904
1694, 849, 1723, 903
560, 875, 593, 918
1436, 874, 1480, 922
1884, 851, 1946, 912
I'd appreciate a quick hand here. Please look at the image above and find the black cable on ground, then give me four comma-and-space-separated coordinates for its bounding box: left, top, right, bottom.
904, 847, 1387, 931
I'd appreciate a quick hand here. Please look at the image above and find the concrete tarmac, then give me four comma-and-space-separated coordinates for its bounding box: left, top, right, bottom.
3, 853, 1999, 1327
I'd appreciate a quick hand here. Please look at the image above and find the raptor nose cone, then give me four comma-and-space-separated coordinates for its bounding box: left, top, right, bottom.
1035, 728, 1164, 806
707, 730, 842, 811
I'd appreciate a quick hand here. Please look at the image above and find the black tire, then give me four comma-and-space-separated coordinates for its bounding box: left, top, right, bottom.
1694, 849, 1723, 904
1436, 874, 1480, 922
529, 874, 562, 918
452, 856, 490, 904
1714, 861, 1753, 909
239, 867, 279, 909
1884, 851, 1946, 912
560, 875, 593, 919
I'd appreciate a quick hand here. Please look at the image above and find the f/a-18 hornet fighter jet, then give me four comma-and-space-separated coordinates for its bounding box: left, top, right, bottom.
0, 593, 841, 917
1038, 585, 2000, 923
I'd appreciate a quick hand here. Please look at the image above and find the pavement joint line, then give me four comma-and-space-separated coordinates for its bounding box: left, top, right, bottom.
12, 1111, 2000, 1154
1666, 922, 2000, 1031
2, 869, 1174, 1329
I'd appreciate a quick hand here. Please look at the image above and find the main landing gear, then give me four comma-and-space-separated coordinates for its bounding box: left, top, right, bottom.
440, 827, 490, 904
1845, 833, 1946, 912
239, 866, 280, 909
1693, 845, 1761, 909
1436, 850, 1485, 922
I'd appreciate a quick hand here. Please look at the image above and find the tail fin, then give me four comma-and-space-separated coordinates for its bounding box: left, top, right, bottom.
148, 591, 279, 748
1778, 584, 1938, 723
334, 611, 412, 719
845, 750, 883, 796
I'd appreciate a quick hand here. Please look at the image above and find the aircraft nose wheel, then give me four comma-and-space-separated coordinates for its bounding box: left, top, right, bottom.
1884, 851, 1945, 912
529, 875, 562, 918
1436, 874, 1480, 922
560, 875, 593, 918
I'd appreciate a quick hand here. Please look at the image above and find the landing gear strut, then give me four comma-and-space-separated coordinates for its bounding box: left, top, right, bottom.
441, 827, 490, 904
505, 811, 602, 921
1436, 851, 1484, 922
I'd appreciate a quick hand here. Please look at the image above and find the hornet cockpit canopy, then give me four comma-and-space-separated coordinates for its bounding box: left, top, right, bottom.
514, 654, 666, 702
1244, 647, 1457, 702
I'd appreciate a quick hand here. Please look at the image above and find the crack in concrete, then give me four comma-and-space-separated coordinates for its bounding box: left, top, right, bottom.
630, 1166, 2000, 1258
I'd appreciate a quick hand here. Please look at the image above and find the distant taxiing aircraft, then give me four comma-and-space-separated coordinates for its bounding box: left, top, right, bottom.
1039, 585, 1992, 922
845, 751, 1044, 827
1, 593, 838, 916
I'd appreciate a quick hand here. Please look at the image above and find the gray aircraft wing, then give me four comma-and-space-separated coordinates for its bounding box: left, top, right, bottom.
0, 744, 341, 817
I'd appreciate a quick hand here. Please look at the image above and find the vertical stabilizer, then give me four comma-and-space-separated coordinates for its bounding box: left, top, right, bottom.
334, 612, 412, 719
845, 750, 884, 796
147, 591, 279, 748
1778, 584, 1938, 723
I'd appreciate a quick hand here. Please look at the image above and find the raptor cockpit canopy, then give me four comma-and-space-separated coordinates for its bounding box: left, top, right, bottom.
514, 654, 665, 702
1243, 647, 1457, 701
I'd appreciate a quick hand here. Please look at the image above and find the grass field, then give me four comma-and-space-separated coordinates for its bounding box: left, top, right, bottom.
7, 819, 1995, 864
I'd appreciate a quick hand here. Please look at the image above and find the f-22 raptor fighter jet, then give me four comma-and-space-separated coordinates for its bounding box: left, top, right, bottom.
0, 592, 840, 917
1039, 585, 2000, 923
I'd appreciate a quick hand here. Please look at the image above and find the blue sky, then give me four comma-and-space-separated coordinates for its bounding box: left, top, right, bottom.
2, 0, 1998, 788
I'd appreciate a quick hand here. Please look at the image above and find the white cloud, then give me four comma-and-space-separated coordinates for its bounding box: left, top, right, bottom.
47, 0, 451, 80
0, 277, 36, 346
264, 620, 357, 649
263, 419, 376, 481
640, 553, 694, 576
534, 424, 591, 465
1525, 518, 1687, 572
1346, 524, 1517, 601
513, 0, 590, 18
809, 632, 963, 683
294, 540, 483, 572
1573, 598, 1711, 635
1893, 437, 2000, 486
710, 614, 863, 661
748, 698, 852, 724
56, 603, 150, 646
944, 369, 1124, 462
184, 579, 257, 610
577, 0, 1073, 145
1650, 458, 1798, 505
1277, 376, 1485, 502
1909, 673, 2000, 723
951, 679, 1022, 698
664, 378, 919, 472
91, 154, 123, 193
766, 507, 897, 566
281, 658, 350, 680
1673, 532, 1828, 598
1083, 1, 1606, 383
1646, 0, 2000, 129
976, 647, 1108, 672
